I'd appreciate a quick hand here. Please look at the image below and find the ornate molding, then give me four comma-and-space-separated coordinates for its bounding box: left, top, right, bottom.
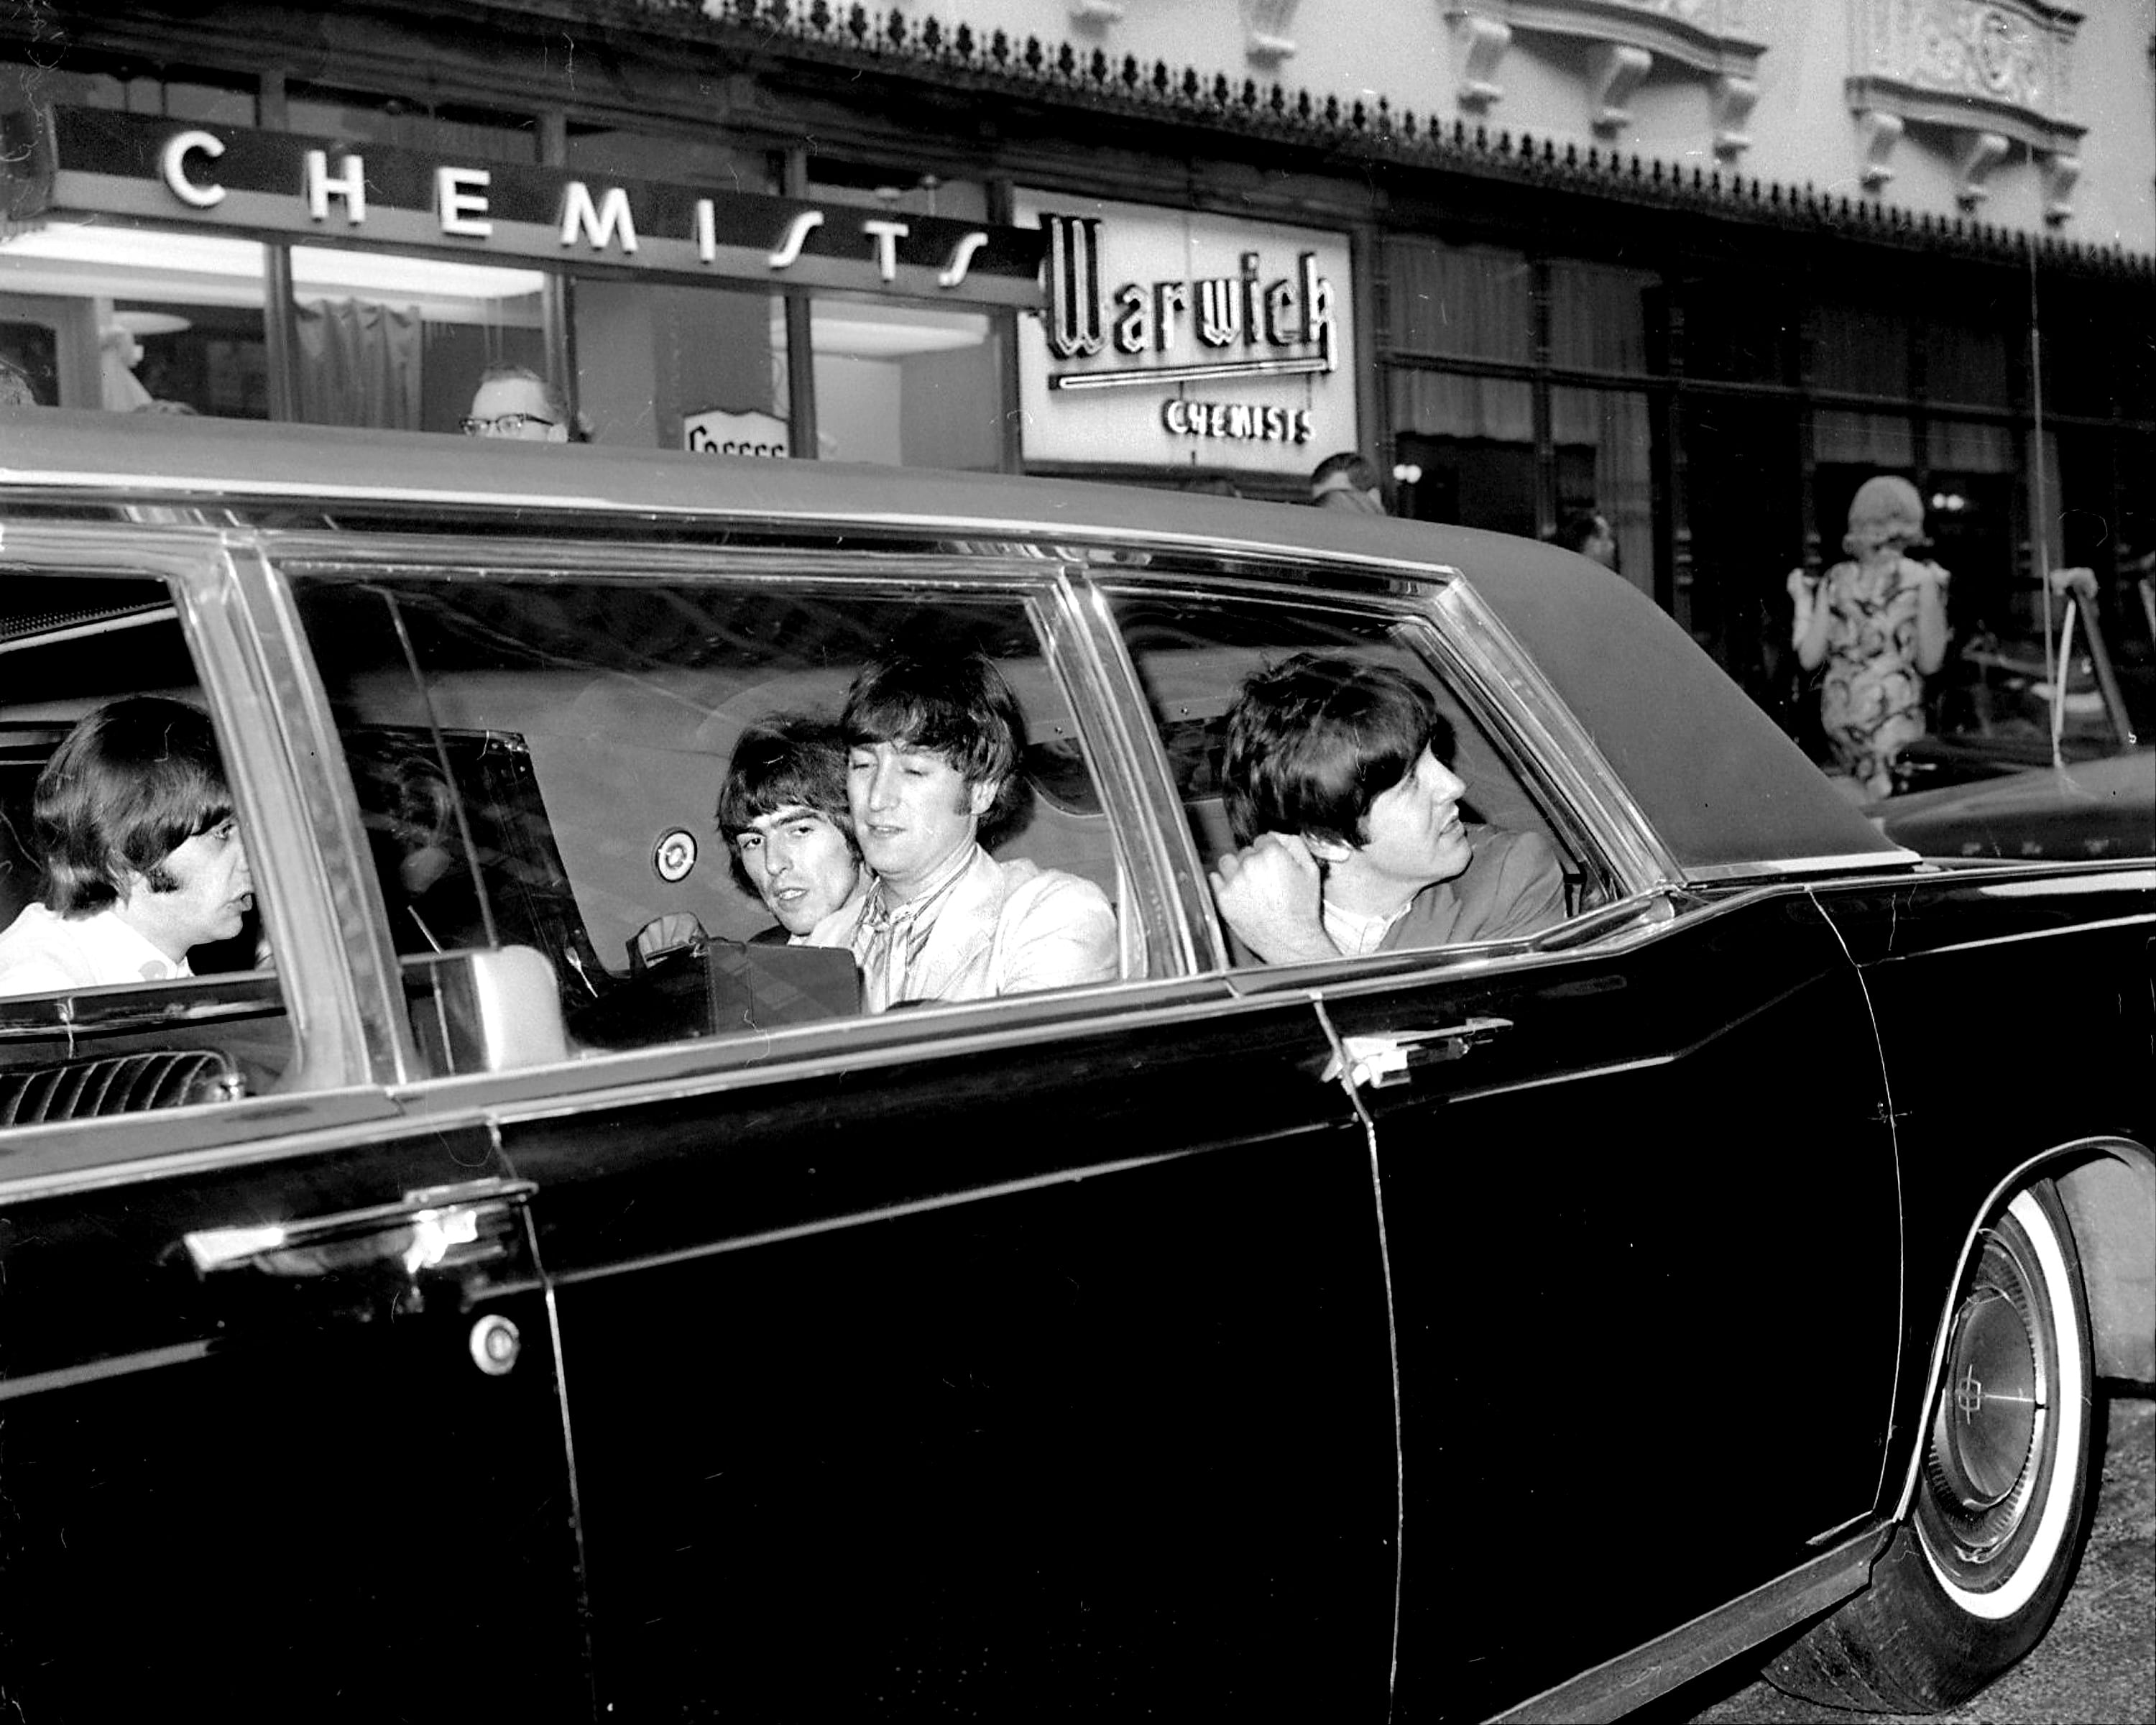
1589, 41, 1651, 132
1858, 106, 1906, 188
1710, 72, 1758, 157
558, 0, 2153, 282
1447, 11, 1513, 108
1953, 127, 2010, 206
1846, 0, 2083, 153
1241, 0, 1297, 65
2039, 149, 2079, 224
1442, 1, 1766, 151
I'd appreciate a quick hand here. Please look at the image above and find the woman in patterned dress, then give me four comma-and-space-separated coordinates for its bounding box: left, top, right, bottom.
1789, 475, 1951, 797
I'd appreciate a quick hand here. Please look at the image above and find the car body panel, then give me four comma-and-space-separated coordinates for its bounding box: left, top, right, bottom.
1304, 893, 1902, 1718
1870, 748, 2155, 862
505, 988, 1399, 1715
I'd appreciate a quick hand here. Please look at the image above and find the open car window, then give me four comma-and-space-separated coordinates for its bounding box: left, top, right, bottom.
0, 572, 297, 1119
1104, 588, 1619, 967
290, 571, 1130, 1071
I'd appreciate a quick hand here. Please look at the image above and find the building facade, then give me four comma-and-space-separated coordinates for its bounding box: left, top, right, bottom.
3, 1, 2152, 736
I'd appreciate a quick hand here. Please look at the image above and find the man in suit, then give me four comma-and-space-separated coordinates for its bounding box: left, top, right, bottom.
1207, 654, 1565, 964
805, 650, 1116, 1011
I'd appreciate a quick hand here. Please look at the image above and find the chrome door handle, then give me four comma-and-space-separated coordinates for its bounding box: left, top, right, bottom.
1322, 1017, 1512, 1090
182, 1177, 535, 1278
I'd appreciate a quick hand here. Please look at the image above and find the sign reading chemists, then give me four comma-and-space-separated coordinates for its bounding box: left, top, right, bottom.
1013, 190, 1355, 474
4, 106, 1046, 306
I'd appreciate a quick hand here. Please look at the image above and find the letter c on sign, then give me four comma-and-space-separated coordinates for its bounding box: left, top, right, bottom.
161, 130, 226, 209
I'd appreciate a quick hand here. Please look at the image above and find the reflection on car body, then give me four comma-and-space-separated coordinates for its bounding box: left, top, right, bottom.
1, 407, 2151, 1721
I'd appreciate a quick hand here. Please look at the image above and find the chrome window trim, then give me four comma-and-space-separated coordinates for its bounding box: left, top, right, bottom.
0, 520, 374, 1092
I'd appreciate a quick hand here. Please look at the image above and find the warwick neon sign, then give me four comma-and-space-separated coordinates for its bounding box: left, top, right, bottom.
1040, 213, 1337, 392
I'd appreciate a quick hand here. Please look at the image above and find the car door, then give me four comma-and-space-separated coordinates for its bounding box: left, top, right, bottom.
0, 537, 590, 1719
273, 548, 1402, 1719
1089, 574, 1904, 1722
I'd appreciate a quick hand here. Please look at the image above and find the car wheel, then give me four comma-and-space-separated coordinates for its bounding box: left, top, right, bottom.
1764, 1180, 2093, 1713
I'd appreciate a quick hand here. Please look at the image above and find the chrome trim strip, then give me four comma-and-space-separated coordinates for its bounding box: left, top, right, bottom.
1687, 850, 1924, 880
1426, 583, 1681, 897
547, 1142, 1219, 1289
1484, 1522, 1891, 1722
1875, 909, 2156, 961
0, 1338, 216, 1403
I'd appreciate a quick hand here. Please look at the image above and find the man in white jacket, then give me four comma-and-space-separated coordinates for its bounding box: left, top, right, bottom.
807, 648, 1117, 1012
0, 698, 256, 995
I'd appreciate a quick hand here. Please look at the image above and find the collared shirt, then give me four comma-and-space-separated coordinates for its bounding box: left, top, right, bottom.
811, 844, 1118, 1013
1322, 898, 1409, 957
0, 903, 195, 997
842, 842, 980, 1013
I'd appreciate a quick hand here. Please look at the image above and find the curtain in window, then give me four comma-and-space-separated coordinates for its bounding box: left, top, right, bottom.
1813, 298, 1910, 397
1548, 261, 1651, 374
1930, 416, 2012, 473
1553, 385, 1654, 595
1815, 409, 1914, 468
1927, 318, 2009, 408
295, 298, 423, 430
1385, 239, 1531, 361
1387, 369, 1533, 442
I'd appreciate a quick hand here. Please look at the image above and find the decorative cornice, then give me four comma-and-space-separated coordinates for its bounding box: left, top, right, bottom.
107, 0, 2136, 280
1846, 0, 2084, 215
1240, 0, 1299, 66
1443, 1, 1765, 148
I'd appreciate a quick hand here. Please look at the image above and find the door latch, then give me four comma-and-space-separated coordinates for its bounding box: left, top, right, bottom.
1322, 1017, 1513, 1089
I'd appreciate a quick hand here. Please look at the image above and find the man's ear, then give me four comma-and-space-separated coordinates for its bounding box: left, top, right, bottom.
967, 776, 1000, 817
1303, 831, 1353, 864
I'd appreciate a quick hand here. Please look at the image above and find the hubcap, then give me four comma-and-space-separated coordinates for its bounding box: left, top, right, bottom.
1922, 1228, 2047, 1565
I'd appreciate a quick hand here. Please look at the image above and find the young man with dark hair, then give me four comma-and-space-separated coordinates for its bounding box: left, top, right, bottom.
717, 714, 867, 940
1209, 654, 1565, 964
1553, 507, 1618, 571
0, 697, 256, 993
806, 649, 1117, 1010
1309, 450, 1386, 515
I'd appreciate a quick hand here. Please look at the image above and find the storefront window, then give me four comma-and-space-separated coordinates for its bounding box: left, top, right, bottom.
573, 277, 786, 451
1813, 296, 1911, 399
286, 87, 537, 164
566, 126, 775, 192
1389, 371, 1534, 533
2, 56, 255, 125
1548, 261, 1651, 377
807, 297, 1003, 468
1927, 316, 2009, 410
290, 247, 548, 433
0, 223, 268, 415
1676, 273, 1795, 386
1551, 385, 1651, 594
1385, 240, 1531, 363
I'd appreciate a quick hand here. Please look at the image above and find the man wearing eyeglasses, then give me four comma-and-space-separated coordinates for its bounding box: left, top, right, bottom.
462, 364, 571, 441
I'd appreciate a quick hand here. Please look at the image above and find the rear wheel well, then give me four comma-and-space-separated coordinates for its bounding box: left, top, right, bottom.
2055, 1144, 2156, 1386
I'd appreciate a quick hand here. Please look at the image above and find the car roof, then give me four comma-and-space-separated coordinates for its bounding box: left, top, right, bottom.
1, 406, 1902, 878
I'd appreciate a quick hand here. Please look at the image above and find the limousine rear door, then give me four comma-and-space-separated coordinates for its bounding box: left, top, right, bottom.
267, 549, 1403, 1719
0, 533, 591, 1717
1083, 571, 1904, 1722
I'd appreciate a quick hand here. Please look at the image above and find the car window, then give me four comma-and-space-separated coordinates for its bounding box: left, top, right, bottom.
290, 573, 1130, 1068
1104, 589, 1616, 967
0, 572, 297, 1116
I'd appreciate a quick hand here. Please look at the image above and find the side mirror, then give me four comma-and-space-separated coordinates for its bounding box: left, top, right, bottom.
404, 945, 571, 1075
